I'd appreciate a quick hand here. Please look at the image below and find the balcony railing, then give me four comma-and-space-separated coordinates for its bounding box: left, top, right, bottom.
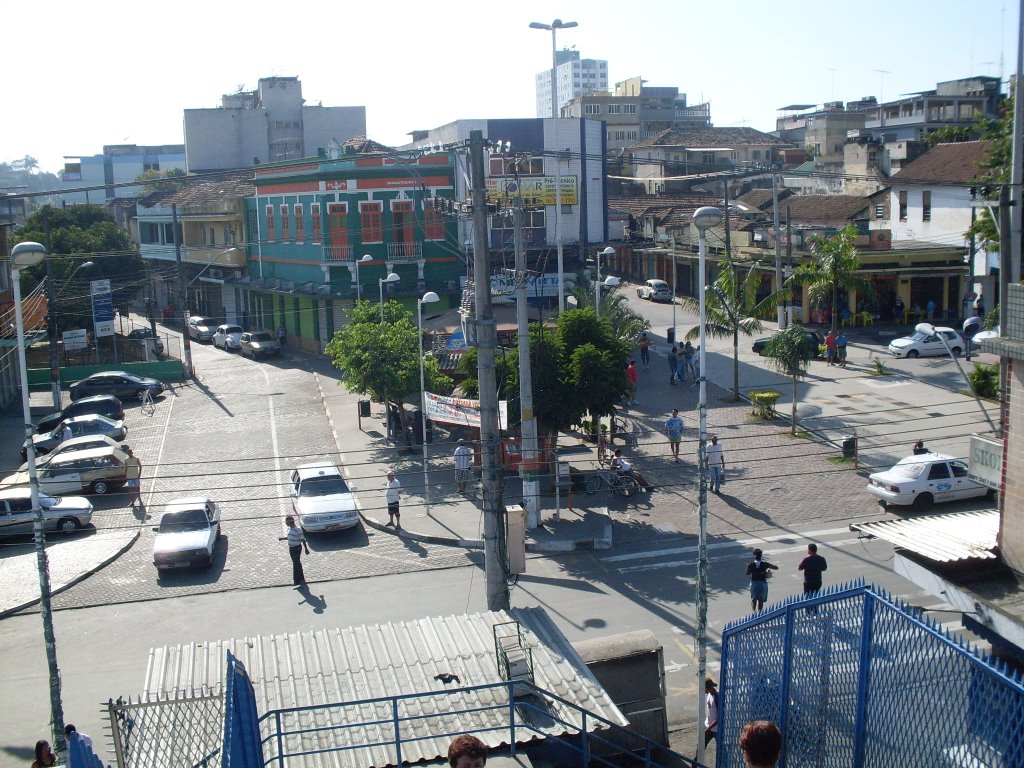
323, 244, 353, 263
387, 241, 423, 261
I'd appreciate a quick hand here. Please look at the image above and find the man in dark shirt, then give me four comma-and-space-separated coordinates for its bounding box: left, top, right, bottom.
798, 543, 828, 594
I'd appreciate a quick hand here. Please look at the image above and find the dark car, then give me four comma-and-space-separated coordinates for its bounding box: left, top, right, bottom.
69, 371, 165, 402
35, 395, 125, 434
126, 328, 164, 355
751, 330, 823, 359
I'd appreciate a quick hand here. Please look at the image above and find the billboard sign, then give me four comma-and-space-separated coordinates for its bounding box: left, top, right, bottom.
485, 176, 578, 205
62, 329, 88, 351
90, 279, 115, 337
968, 434, 1002, 490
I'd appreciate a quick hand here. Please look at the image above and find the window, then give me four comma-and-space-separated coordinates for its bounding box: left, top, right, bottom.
280, 205, 290, 240
702, 153, 716, 167
898, 191, 908, 222
294, 204, 304, 243
163, 222, 179, 244
752, 150, 761, 160
875, 204, 885, 218
311, 203, 322, 243
623, 104, 637, 114
927, 462, 951, 480
607, 104, 621, 114
585, 103, 601, 115
360, 202, 383, 243
140, 222, 160, 244
424, 199, 445, 240
208, 226, 216, 246
248, 210, 258, 242
489, 154, 543, 176
922, 191, 932, 222
266, 205, 275, 241
143, 161, 160, 172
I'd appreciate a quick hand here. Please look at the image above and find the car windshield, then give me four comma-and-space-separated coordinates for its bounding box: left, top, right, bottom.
908, 331, 931, 341
299, 475, 350, 497
159, 509, 209, 533
194, 318, 214, 326
890, 462, 927, 479
251, 332, 272, 342
223, 326, 242, 334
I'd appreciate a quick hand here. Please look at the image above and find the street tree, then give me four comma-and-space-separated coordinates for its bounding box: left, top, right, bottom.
571, 282, 650, 346
787, 226, 871, 333
680, 259, 784, 399
762, 325, 813, 435
325, 300, 453, 415
135, 168, 187, 197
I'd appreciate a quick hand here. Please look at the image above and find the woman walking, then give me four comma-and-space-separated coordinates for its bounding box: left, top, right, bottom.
745, 548, 779, 611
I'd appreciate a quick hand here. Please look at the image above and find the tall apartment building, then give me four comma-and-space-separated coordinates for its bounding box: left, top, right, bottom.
183, 76, 366, 171
59, 144, 186, 205
535, 50, 609, 118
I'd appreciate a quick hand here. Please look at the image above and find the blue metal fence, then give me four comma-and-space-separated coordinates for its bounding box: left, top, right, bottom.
718, 579, 1024, 768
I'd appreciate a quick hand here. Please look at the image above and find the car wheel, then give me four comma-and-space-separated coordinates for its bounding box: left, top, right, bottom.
913, 492, 933, 511
57, 516, 81, 533
986, 488, 997, 501
950, 346, 962, 357
92, 480, 110, 495
876, 499, 887, 508
637, 289, 643, 298
907, 350, 920, 359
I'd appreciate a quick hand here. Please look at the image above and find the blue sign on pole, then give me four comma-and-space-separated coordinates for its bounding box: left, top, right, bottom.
90, 279, 115, 337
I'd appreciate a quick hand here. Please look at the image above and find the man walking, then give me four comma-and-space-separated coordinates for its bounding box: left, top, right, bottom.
824, 330, 837, 366
665, 408, 684, 462
278, 515, 309, 587
835, 330, 848, 367
798, 542, 828, 594
453, 439, 473, 493
707, 435, 725, 493
668, 345, 680, 385
385, 471, 402, 528
683, 342, 697, 383
638, 333, 651, 369
124, 446, 143, 511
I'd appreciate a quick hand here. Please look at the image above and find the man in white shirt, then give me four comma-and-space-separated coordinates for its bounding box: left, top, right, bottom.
65, 723, 93, 751
453, 439, 473, 493
277, 515, 309, 586
707, 436, 725, 493
385, 471, 402, 528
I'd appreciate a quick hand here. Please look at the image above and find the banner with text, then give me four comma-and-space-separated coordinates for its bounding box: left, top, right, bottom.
90, 279, 115, 337
425, 392, 507, 430
485, 176, 578, 205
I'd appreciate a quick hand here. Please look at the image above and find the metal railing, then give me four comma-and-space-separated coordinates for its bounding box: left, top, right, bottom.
386, 241, 423, 261
322, 244, 353, 263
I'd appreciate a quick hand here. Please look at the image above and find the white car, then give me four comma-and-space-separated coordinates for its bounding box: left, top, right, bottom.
290, 461, 360, 532
0, 487, 93, 536
866, 452, 993, 510
187, 316, 217, 342
887, 327, 965, 358
637, 279, 672, 302
972, 325, 1000, 349
212, 324, 244, 351
152, 497, 221, 571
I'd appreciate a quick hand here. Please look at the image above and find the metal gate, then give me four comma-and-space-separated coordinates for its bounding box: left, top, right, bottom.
105, 692, 223, 768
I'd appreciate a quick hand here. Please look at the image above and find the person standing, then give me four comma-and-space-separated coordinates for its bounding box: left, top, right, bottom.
824, 330, 837, 366
707, 435, 725, 493
704, 678, 720, 748
385, 471, 402, 528
668, 345, 680, 385
926, 298, 937, 321
277, 325, 287, 346
278, 516, 309, 586
683, 341, 697, 383
746, 548, 779, 611
124, 446, 143, 510
65, 724, 93, 751
665, 408, 684, 462
638, 333, 651, 369
963, 315, 981, 361
625, 361, 639, 405
835, 330, 848, 367
893, 296, 906, 324
31, 740, 57, 768
453, 439, 473, 493
739, 721, 782, 768
798, 542, 828, 594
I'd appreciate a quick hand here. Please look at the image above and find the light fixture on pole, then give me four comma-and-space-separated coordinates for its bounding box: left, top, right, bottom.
528, 18, 578, 118
692, 205, 722, 766
378, 272, 400, 322
11, 241, 67, 756
659, 234, 678, 342
594, 246, 617, 319
418, 291, 440, 510
46, 259, 94, 409
355, 254, 373, 301
915, 322, 997, 433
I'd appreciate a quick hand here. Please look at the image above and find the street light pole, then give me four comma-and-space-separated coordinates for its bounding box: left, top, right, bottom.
46, 259, 93, 409
379, 272, 400, 323
11, 242, 66, 756
660, 234, 678, 342
692, 206, 722, 766
594, 246, 615, 318
915, 322, 997, 433
418, 291, 440, 511
355, 254, 372, 301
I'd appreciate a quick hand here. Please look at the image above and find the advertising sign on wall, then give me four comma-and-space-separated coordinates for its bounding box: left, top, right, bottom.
90, 279, 115, 337
424, 392, 507, 430
485, 176, 578, 205
62, 329, 88, 351
968, 434, 1003, 490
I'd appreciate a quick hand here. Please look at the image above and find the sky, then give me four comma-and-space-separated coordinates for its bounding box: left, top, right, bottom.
2, 0, 1016, 176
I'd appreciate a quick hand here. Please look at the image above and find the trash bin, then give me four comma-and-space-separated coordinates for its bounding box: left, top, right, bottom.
842, 434, 858, 459
666, 327, 675, 344
358, 399, 371, 418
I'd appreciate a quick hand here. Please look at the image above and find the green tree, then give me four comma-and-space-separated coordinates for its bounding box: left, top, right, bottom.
762, 325, 813, 435
680, 260, 784, 399
787, 226, 871, 333
135, 168, 187, 198
571, 279, 651, 345
324, 300, 453, 413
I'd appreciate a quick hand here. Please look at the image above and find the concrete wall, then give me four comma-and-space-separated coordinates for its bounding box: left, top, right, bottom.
185, 109, 269, 169
998, 284, 1024, 573
301, 106, 367, 155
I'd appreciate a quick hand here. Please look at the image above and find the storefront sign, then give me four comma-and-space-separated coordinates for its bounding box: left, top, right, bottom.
490, 273, 575, 298
968, 434, 1002, 490
485, 176, 578, 205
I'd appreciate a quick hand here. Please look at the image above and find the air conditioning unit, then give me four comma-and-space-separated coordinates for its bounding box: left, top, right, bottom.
207, 268, 224, 280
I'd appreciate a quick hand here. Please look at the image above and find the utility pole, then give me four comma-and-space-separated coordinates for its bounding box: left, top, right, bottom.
470, 131, 509, 611
555, 149, 565, 314
1010, 0, 1024, 285
45, 256, 62, 409
772, 171, 784, 327
513, 185, 541, 528
998, 184, 1012, 437
786, 207, 794, 324
173, 204, 194, 378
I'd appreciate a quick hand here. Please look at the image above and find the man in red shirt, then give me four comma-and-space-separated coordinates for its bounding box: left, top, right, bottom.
824, 331, 837, 366
625, 361, 639, 405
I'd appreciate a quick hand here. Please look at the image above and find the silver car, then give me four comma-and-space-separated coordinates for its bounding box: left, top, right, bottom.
20, 434, 122, 471
187, 316, 217, 342
0, 487, 93, 536
23, 414, 127, 459
153, 497, 221, 571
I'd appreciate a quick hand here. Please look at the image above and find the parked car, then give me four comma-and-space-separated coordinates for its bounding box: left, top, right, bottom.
2, 445, 130, 496
972, 325, 1000, 349
21, 434, 122, 471
290, 461, 360, 532
0, 487, 93, 537
24, 414, 127, 459
187, 316, 217, 342
126, 327, 165, 355
866, 452, 993, 511
70, 371, 165, 402
637, 279, 672, 302
888, 327, 965, 358
35, 395, 124, 434
152, 497, 221, 571
240, 330, 282, 359
212, 324, 244, 351
752, 330, 823, 359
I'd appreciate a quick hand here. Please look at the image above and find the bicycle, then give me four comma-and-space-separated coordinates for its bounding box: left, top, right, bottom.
585, 467, 639, 497
140, 389, 156, 416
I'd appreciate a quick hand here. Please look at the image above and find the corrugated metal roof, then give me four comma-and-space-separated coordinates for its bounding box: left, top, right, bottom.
142, 607, 625, 767
851, 509, 999, 562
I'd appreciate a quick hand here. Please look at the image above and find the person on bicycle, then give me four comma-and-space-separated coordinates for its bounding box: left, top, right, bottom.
611, 449, 652, 492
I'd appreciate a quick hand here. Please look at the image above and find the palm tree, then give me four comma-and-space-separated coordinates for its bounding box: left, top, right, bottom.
787, 226, 872, 333
762, 325, 814, 435
680, 259, 785, 399
571, 284, 651, 347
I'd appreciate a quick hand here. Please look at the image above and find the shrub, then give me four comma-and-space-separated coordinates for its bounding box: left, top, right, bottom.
968, 363, 1000, 399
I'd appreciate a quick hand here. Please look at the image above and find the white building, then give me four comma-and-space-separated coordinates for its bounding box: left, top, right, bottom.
183, 77, 366, 171
60, 144, 185, 205
535, 50, 608, 118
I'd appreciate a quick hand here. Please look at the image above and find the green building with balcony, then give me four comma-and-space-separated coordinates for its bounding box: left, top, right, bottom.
243, 146, 462, 353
